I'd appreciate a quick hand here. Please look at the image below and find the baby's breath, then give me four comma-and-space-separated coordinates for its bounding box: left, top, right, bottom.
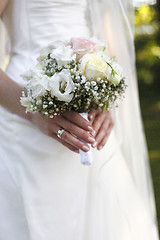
21, 39, 127, 117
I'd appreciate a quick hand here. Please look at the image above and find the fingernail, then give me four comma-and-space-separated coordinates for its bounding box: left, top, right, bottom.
92, 129, 96, 136
82, 145, 90, 152
88, 136, 95, 143
88, 126, 93, 132
89, 114, 93, 120
88, 126, 96, 136
92, 141, 97, 148
98, 145, 103, 150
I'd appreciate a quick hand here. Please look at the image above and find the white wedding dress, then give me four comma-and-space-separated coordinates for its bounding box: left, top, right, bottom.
0, 0, 159, 240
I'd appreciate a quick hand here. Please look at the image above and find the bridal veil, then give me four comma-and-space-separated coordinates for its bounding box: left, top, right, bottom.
88, 0, 158, 233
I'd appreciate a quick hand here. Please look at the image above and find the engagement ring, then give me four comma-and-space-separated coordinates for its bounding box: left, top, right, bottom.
57, 129, 65, 139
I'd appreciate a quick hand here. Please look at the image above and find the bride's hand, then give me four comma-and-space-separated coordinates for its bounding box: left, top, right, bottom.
88, 109, 114, 150
30, 111, 96, 153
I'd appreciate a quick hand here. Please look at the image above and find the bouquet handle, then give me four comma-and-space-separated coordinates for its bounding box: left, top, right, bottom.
79, 113, 93, 165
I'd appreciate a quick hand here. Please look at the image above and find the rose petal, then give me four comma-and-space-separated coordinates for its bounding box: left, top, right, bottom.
70, 38, 96, 52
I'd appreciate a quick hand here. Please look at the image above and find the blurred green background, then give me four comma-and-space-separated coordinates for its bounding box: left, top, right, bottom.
135, 1, 160, 233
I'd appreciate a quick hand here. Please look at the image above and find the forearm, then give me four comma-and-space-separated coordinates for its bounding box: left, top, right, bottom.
0, 69, 31, 121
0, 0, 8, 16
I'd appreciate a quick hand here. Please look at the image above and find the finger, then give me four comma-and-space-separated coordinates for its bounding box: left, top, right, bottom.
52, 133, 79, 153
92, 112, 114, 148
92, 110, 113, 135
95, 117, 111, 144
61, 111, 95, 135
49, 123, 91, 152
93, 122, 108, 148
88, 109, 99, 122
92, 112, 105, 136
97, 122, 114, 150
92, 119, 108, 148
61, 130, 90, 152
54, 117, 96, 144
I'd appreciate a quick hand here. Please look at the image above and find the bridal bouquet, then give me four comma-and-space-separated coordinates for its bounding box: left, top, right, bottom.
21, 38, 127, 165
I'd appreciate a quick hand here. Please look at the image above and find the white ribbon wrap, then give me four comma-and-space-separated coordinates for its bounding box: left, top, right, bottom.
79, 113, 93, 165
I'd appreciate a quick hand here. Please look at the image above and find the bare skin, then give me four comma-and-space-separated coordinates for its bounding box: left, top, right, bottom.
0, 1, 114, 154
0, 0, 8, 16
88, 109, 114, 150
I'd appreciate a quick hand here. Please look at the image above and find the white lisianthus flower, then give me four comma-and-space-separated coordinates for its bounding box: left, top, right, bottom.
21, 70, 33, 81
49, 69, 74, 102
24, 69, 50, 98
20, 97, 31, 108
108, 62, 123, 85
50, 45, 76, 67
80, 54, 111, 81
20, 96, 33, 112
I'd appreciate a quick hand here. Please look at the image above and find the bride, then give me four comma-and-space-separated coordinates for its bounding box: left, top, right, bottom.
0, 0, 159, 239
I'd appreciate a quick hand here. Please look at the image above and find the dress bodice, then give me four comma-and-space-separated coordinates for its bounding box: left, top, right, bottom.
3, 0, 90, 84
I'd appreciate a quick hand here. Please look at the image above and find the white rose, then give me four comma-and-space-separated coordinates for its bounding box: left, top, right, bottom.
49, 69, 74, 102
108, 62, 123, 85
50, 45, 76, 67
89, 37, 108, 54
37, 41, 64, 62
80, 54, 111, 81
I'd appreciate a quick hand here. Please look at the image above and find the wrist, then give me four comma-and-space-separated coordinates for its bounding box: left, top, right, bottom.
22, 110, 33, 123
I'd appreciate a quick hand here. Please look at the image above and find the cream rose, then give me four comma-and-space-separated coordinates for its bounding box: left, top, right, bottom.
80, 54, 111, 81
49, 69, 74, 102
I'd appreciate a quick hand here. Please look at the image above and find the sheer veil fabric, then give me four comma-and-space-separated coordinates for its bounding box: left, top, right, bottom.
88, 0, 158, 234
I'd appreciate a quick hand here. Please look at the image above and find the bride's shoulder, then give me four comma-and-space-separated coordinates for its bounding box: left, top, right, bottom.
0, 0, 8, 17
